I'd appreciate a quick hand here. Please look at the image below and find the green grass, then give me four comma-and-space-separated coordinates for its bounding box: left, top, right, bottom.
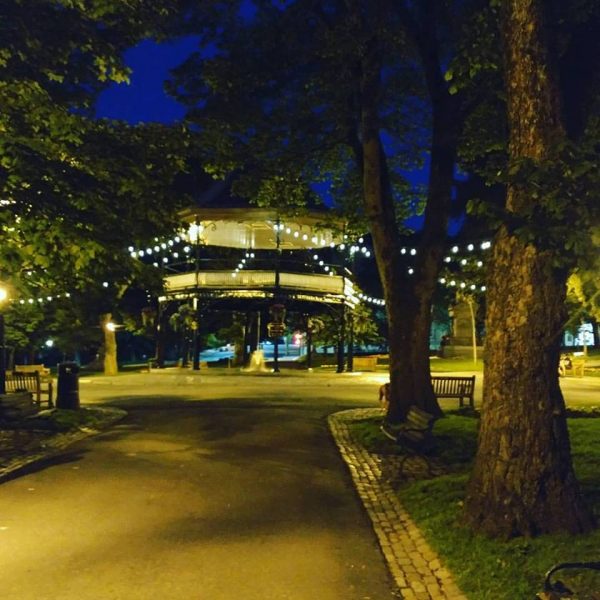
430, 357, 483, 372
350, 413, 600, 599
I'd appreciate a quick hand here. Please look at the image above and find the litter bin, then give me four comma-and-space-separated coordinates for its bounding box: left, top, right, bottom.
57, 362, 80, 409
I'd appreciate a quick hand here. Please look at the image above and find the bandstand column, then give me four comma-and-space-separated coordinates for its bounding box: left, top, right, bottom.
336, 303, 346, 373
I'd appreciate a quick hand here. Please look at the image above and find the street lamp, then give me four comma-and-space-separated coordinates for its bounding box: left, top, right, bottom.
0, 285, 8, 395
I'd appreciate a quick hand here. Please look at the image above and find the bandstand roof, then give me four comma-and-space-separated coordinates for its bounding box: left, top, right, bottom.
179, 176, 347, 250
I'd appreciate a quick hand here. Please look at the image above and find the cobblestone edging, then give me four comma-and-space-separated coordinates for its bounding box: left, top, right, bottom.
0, 407, 127, 481
328, 408, 467, 600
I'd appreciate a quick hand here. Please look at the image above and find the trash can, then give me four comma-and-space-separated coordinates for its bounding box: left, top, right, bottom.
56, 362, 80, 409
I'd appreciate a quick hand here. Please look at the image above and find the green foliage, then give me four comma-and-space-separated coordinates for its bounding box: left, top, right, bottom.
166, 0, 428, 227
0, 0, 192, 295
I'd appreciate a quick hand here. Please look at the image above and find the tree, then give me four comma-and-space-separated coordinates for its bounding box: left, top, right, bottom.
464, 0, 598, 537
167, 0, 490, 421
1, 1, 191, 292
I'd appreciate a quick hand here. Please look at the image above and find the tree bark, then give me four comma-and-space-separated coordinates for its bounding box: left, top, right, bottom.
101, 313, 118, 377
360, 34, 455, 421
464, 0, 594, 537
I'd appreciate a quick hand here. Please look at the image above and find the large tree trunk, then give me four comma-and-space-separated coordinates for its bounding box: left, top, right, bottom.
464, 0, 594, 537
101, 313, 118, 376
360, 35, 455, 422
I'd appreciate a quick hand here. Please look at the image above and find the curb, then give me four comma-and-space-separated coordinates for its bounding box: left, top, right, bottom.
0, 407, 127, 481
328, 408, 467, 600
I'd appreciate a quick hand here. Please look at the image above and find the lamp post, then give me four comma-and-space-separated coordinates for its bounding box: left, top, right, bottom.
0, 285, 7, 395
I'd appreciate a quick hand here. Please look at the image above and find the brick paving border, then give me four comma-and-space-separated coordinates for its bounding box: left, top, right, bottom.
328, 408, 468, 600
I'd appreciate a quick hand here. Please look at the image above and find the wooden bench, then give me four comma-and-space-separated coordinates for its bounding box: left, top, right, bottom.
353, 355, 379, 371
6, 371, 53, 408
431, 375, 476, 408
14, 364, 51, 376
380, 405, 437, 473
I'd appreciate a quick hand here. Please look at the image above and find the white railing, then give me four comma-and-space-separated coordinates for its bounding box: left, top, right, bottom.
165, 270, 349, 296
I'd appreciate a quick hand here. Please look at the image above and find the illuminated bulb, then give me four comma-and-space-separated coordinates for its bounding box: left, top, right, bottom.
401, 248, 406, 254
452, 246, 459, 253
359, 237, 364, 243
410, 248, 416, 255
408, 268, 414, 274
365, 251, 371, 257
461, 259, 467, 265
477, 261, 483, 267
161, 243, 167, 249
481, 241, 491, 249
302, 234, 308, 240
138, 250, 145, 257
130, 252, 136, 258
146, 248, 153, 254
294, 232, 299, 238
102, 282, 109, 288
162, 257, 168, 263
128, 246, 134, 252
467, 244, 474, 251
154, 245, 160, 252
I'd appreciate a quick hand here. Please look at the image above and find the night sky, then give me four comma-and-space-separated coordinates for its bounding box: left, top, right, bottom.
95, 37, 458, 232
95, 37, 198, 124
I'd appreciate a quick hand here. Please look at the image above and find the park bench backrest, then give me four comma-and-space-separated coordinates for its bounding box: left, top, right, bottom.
5, 372, 53, 407
431, 376, 475, 396
14, 364, 50, 376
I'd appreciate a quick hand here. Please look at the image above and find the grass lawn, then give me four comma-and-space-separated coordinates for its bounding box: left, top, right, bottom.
351, 411, 600, 599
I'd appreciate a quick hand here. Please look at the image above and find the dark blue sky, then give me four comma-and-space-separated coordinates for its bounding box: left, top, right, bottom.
95, 37, 199, 123
94, 38, 462, 233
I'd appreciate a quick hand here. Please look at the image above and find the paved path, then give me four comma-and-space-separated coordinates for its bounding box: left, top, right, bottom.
0, 387, 400, 600
2, 370, 599, 599
329, 409, 466, 600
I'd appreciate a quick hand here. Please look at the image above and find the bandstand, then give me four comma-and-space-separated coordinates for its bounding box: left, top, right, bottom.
157, 191, 362, 372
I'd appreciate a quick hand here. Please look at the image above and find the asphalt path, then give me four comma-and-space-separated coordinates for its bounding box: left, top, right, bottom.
0, 373, 400, 600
